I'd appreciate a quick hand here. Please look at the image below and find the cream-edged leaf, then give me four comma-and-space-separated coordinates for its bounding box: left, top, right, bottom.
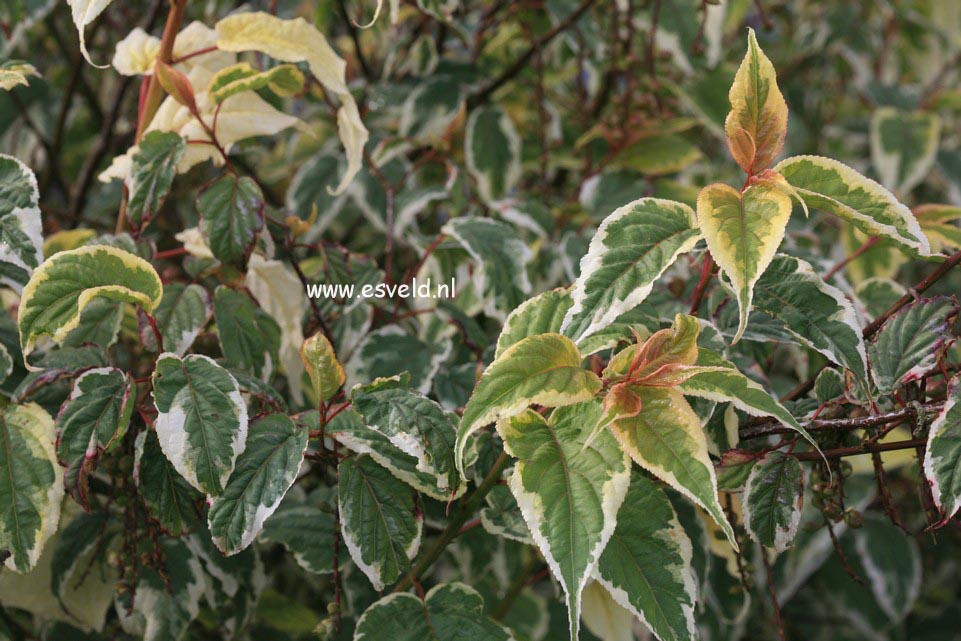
499, 403, 630, 641
870, 108, 940, 195
0, 154, 42, 292
923, 375, 961, 523
742, 451, 804, 552
67, 0, 113, 66
456, 333, 601, 476
495, 288, 573, 359
562, 198, 701, 343
465, 106, 521, 203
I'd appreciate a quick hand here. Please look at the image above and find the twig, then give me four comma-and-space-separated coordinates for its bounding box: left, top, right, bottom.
740, 401, 943, 440
336, 0, 372, 80
689, 253, 716, 315
761, 548, 786, 641
794, 438, 926, 462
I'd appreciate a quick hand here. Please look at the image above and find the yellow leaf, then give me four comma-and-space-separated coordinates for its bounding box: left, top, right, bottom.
215, 12, 369, 194
697, 181, 792, 343
725, 28, 788, 175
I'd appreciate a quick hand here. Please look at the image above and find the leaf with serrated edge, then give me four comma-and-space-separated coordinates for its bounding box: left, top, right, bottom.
677, 348, 820, 453
338, 455, 422, 591
593, 472, 697, 641
354, 582, 514, 641
0, 155, 42, 292
18, 245, 163, 365
869, 297, 958, 396
0, 403, 63, 573
151, 353, 248, 495
924, 375, 961, 522
141, 283, 211, 356
208, 413, 307, 555
697, 181, 792, 343
725, 28, 788, 174
870, 108, 940, 195
260, 503, 339, 574
197, 174, 264, 265
914, 204, 961, 253
775, 155, 931, 256
55, 367, 133, 508
127, 131, 186, 230
609, 386, 736, 549
134, 430, 202, 536
499, 403, 630, 641
456, 333, 601, 476
495, 288, 573, 359
301, 331, 345, 403
562, 198, 701, 343
580, 581, 636, 641
67, 0, 115, 66
742, 451, 804, 552
753, 254, 868, 381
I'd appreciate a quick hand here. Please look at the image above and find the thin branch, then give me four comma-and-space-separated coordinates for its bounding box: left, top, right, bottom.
794, 438, 926, 462
740, 401, 943, 440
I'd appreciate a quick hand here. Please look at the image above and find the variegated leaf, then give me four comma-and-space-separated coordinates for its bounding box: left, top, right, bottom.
466, 105, 522, 203
140, 283, 212, 356
562, 198, 701, 343
496, 288, 572, 359
870, 108, 940, 195
134, 430, 202, 537
499, 403, 631, 641
914, 204, 961, 253
924, 376, 961, 523
743, 451, 804, 552
0, 154, 42, 292
301, 331, 345, 404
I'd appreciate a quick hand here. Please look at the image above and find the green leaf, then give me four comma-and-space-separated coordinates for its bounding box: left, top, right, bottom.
0, 403, 62, 573
594, 472, 697, 641
775, 155, 932, 256
753, 254, 868, 381
141, 283, 211, 355
443, 217, 532, 319
725, 28, 788, 174
456, 333, 601, 476
350, 374, 461, 496
915, 204, 961, 253
208, 413, 308, 555
354, 583, 513, 641
500, 403, 630, 641
134, 429, 202, 537
697, 180, 792, 343
327, 409, 464, 501
869, 297, 959, 396
870, 108, 940, 195
49, 510, 114, 608
743, 451, 804, 552
925, 375, 961, 523
495, 288, 572, 359
55, 367, 133, 508
609, 386, 736, 548
197, 174, 265, 265
399, 75, 463, 140
0, 154, 42, 292
17, 245, 163, 364
479, 484, 531, 544
207, 62, 304, 103
562, 198, 701, 343
126, 131, 186, 230
465, 105, 521, 203
213, 285, 281, 379
338, 454, 422, 591
677, 347, 819, 450
300, 331, 345, 404
151, 353, 248, 495
611, 133, 704, 176
123, 538, 205, 641
0, 343, 10, 386
260, 500, 339, 574
853, 515, 921, 622
61, 297, 123, 349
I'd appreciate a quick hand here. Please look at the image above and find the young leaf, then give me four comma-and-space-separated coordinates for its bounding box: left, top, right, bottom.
495, 288, 573, 359
499, 403, 631, 641
151, 353, 248, 495
443, 217, 533, 319
609, 386, 736, 548
677, 348, 819, 450
127, 131, 187, 231
215, 11, 369, 195
742, 451, 804, 552
154, 61, 199, 114
456, 333, 601, 476
55, 367, 133, 508
354, 583, 513, 641
465, 105, 522, 203
197, 174, 265, 266
870, 108, 940, 195
140, 283, 212, 355
208, 413, 308, 555
350, 375, 460, 495
0, 61, 38, 90
0, 403, 63, 573
697, 181, 792, 343
213, 285, 281, 379
725, 28, 788, 174
0, 154, 42, 292
67, 0, 115, 66
562, 198, 701, 343
924, 376, 961, 524
869, 297, 958, 396
753, 254, 868, 381
338, 454, 423, 591
134, 430, 202, 537
301, 331, 345, 404
914, 204, 961, 253
594, 472, 697, 641
17, 245, 163, 364
775, 155, 931, 255
207, 62, 305, 104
